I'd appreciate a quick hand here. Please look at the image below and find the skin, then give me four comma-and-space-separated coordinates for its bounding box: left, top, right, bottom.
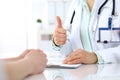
63, 49, 98, 64
87, 0, 94, 12
53, 16, 67, 46
3, 49, 31, 62
4, 49, 47, 80
53, 0, 98, 64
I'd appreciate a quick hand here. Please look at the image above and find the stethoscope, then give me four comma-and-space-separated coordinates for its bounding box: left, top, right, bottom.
93, 0, 120, 44
69, 0, 120, 44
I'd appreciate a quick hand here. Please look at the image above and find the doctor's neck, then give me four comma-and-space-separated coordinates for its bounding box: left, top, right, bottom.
87, 0, 95, 12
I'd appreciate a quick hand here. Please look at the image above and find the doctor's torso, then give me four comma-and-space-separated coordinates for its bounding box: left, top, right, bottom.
65, 0, 120, 52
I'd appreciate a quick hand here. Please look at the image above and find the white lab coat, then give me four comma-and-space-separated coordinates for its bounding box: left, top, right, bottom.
59, 0, 120, 63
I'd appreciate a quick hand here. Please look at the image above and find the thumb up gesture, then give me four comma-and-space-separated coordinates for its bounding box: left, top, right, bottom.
53, 16, 67, 46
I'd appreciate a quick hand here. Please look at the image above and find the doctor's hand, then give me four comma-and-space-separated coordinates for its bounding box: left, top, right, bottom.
63, 49, 98, 64
53, 16, 67, 46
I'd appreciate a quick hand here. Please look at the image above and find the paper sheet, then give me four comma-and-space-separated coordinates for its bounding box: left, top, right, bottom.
47, 57, 81, 69
45, 51, 81, 69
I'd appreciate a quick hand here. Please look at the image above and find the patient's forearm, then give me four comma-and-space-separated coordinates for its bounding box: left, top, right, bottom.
5, 59, 32, 80
3, 56, 20, 62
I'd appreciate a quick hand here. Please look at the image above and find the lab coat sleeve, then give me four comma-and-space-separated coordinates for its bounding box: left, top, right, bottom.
95, 45, 120, 63
95, 52, 104, 64
52, 0, 80, 56
52, 39, 62, 51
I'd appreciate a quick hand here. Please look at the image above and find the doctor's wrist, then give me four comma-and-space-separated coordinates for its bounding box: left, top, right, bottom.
52, 38, 62, 51
91, 52, 98, 64
94, 52, 104, 64
53, 39, 60, 47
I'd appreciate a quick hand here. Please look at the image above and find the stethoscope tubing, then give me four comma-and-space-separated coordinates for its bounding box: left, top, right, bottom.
98, 0, 115, 16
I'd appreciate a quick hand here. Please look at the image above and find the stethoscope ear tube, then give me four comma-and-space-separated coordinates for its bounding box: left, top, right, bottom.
98, 0, 115, 16
112, 0, 115, 16
98, 0, 108, 15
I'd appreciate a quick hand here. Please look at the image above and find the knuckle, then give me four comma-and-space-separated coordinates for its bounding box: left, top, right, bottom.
63, 41, 66, 44
80, 53, 85, 58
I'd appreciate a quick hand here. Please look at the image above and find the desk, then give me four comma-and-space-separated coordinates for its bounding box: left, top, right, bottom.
24, 64, 120, 80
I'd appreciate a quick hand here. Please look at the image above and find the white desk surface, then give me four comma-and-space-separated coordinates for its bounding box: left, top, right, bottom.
24, 64, 120, 80
1, 51, 120, 80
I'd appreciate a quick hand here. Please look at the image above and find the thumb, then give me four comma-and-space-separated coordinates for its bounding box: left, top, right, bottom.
56, 16, 63, 28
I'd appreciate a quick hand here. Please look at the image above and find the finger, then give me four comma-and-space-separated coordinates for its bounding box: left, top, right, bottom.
56, 16, 62, 28
54, 38, 66, 44
23, 49, 31, 53
55, 34, 66, 39
55, 28, 66, 34
29, 49, 35, 51
36, 49, 43, 52
41, 52, 47, 57
63, 54, 80, 63
22, 49, 31, 55
68, 53, 78, 58
67, 59, 82, 64
55, 36, 66, 41
19, 49, 31, 58
55, 41, 66, 46
63, 57, 74, 64
36, 50, 47, 57
54, 33, 66, 39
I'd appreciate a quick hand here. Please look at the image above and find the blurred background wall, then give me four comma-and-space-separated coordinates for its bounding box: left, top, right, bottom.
0, 0, 71, 57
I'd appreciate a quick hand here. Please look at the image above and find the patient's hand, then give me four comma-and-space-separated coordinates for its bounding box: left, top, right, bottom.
24, 49, 47, 74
